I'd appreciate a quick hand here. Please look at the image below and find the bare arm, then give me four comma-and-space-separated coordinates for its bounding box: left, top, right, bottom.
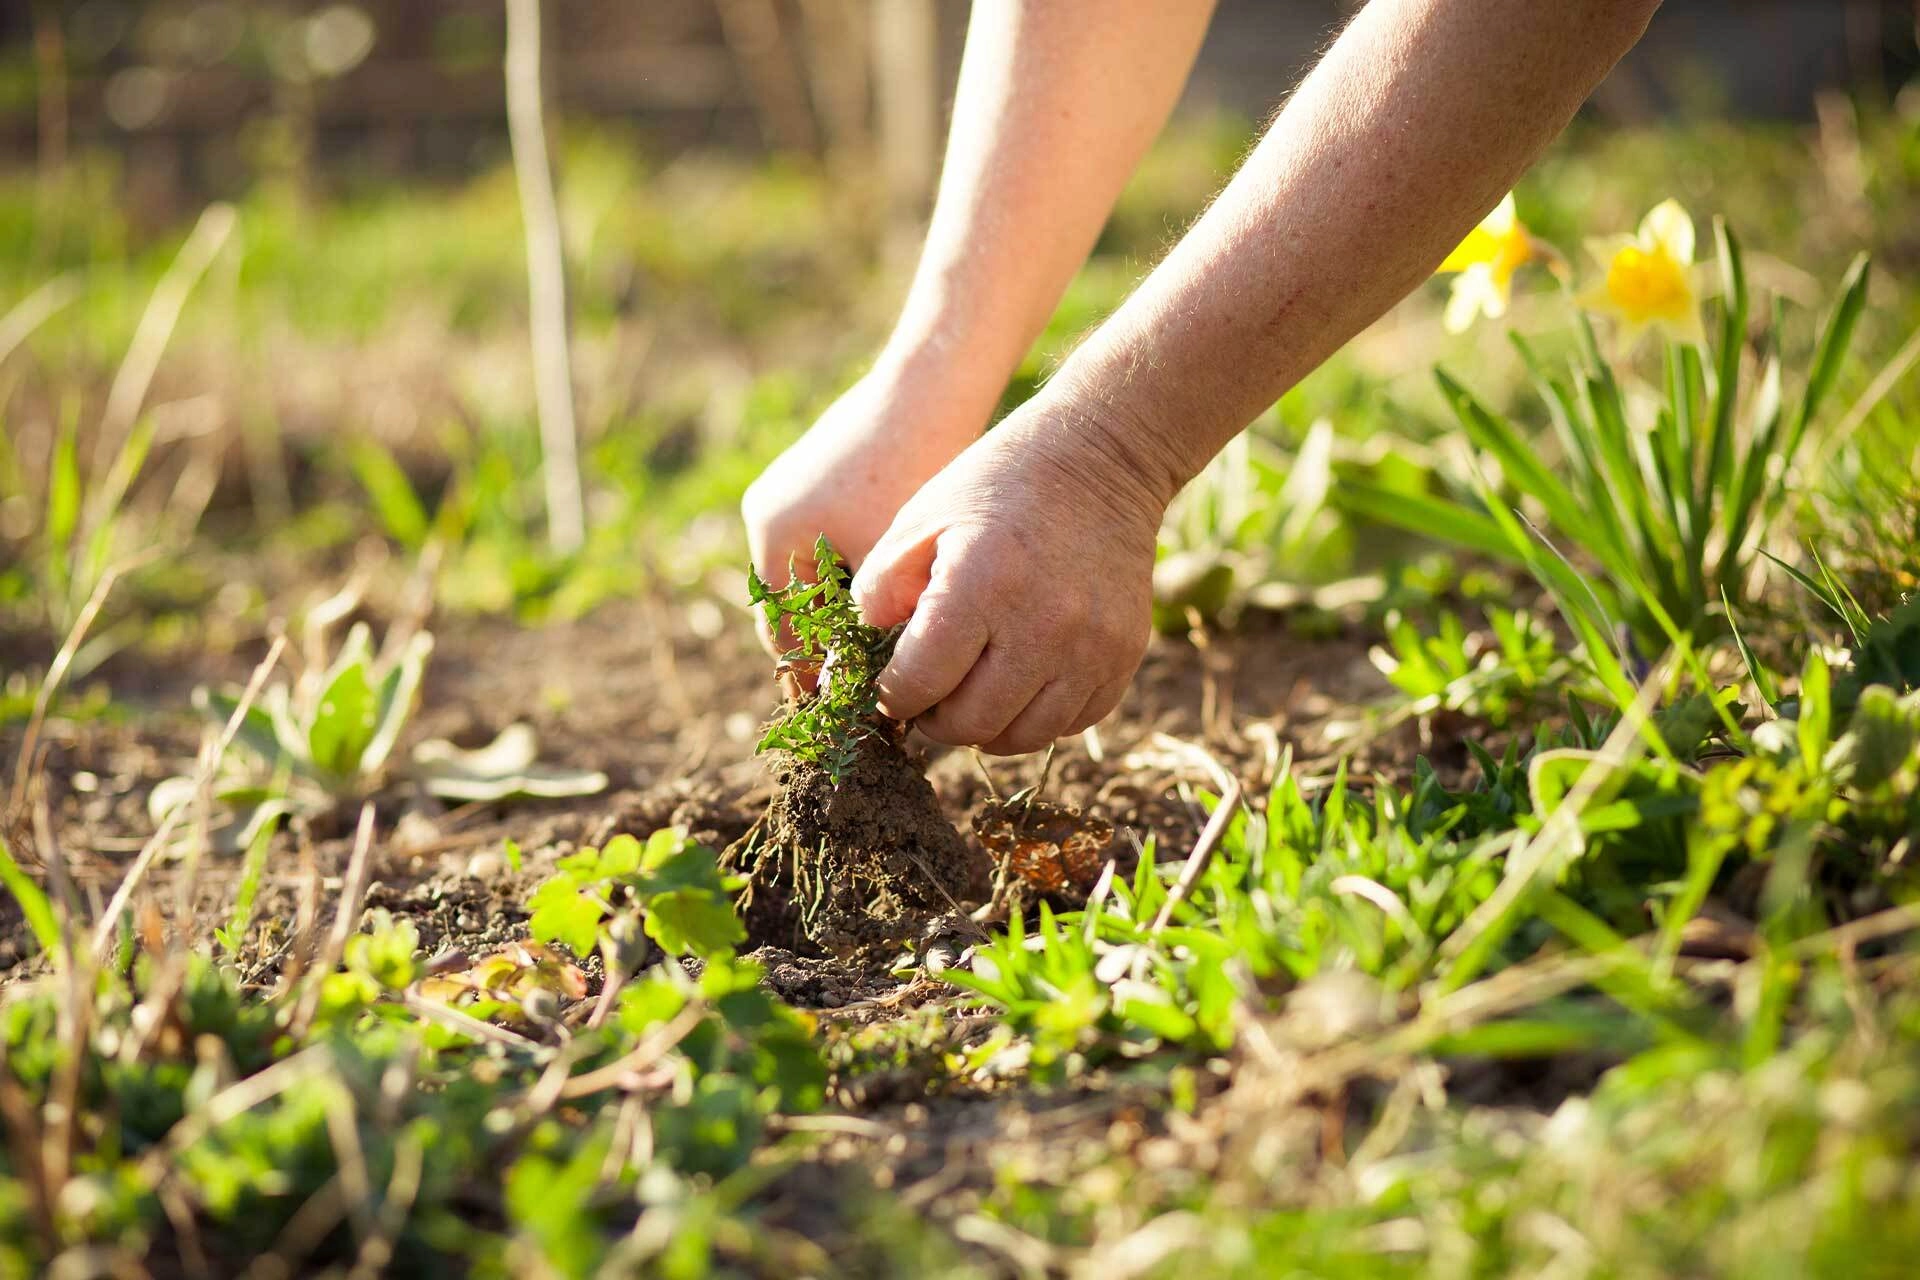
855, 0, 1663, 754
742, 0, 1216, 599
880, 0, 1221, 410
1050, 0, 1665, 501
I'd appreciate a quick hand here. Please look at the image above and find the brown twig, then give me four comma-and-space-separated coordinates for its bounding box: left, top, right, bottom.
287, 803, 379, 1041
399, 991, 541, 1052
1150, 778, 1243, 936
10, 549, 159, 820
557, 1000, 707, 1099
92, 203, 237, 475
0, 273, 79, 372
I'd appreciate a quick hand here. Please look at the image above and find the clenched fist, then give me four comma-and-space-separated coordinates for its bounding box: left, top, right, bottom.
849, 391, 1173, 756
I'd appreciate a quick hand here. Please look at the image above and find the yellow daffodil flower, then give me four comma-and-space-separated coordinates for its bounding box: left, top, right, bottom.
1435, 192, 1536, 333
1578, 199, 1705, 347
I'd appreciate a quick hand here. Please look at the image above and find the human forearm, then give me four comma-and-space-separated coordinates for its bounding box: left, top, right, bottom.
878, 0, 1217, 420
1048, 0, 1662, 503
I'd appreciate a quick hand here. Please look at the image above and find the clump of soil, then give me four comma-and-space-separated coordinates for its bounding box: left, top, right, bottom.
724, 727, 986, 961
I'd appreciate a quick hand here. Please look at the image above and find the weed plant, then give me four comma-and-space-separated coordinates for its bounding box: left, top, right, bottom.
746, 536, 899, 783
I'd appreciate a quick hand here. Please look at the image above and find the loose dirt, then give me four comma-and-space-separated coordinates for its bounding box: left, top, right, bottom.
2, 596, 1425, 988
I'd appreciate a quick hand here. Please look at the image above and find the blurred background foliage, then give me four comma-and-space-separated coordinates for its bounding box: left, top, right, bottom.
1, 0, 1918, 647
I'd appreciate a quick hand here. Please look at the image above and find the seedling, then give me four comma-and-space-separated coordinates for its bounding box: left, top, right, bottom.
153, 611, 604, 846
528, 828, 747, 961
747, 535, 900, 782
1370, 606, 1567, 728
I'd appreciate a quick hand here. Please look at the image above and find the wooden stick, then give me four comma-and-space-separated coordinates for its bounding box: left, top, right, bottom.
504, 0, 584, 554
1150, 778, 1243, 935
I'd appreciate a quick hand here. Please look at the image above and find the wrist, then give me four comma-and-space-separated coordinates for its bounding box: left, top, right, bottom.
1034, 352, 1196, 514
876, 290, 1033, 413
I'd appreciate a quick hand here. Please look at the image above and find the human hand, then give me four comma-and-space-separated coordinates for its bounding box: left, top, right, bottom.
850, 393, 1177, 755
741, 361, 991, 657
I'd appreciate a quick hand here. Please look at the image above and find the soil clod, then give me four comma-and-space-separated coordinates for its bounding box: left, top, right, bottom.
725, 729, 987, 961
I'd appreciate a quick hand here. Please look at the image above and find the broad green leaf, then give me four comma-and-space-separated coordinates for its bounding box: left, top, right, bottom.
1825, 685, 1920, 789
361, 631, 433, 775
306, 657, 379, 782
192, 685, 286, 766
527, 878, 605, 958
599, 834, 644, 877
645, 888, 746, 957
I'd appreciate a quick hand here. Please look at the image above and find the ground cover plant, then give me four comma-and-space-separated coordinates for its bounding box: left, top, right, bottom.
4, 106, 1920, 1279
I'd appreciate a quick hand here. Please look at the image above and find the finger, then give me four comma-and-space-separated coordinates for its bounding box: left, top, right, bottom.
980, 677, 1095, 757
1068, 673, 1133, 737
917, 643, 1049, 749
872, 579, 989, 721
851, 526, 938, 629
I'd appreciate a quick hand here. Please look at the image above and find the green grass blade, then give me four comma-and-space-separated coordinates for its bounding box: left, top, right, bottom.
1783, 252, 1871, 464
1723, 587, 1780, 713
1760, 549, 1864, 641
1704, 219, 1749, 508
1720, 350, 1785, 583
0, 833, 60, 959
1335, 482, 1517, 561
350, 440, 432, 549
1437, 368, 1606, 555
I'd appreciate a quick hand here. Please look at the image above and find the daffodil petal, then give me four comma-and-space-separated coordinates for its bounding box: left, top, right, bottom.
1438, 226, 1496, 275
1576, 283, 1621, 317
1484, 191, 1518, 236
1639, 199, 1695, 266
1444, 268, 1494, 332
1438, 192, 1525, 275
1666, 303, 1707, 348
1443, 280, 1481, 333
1584, 234, 1637, 268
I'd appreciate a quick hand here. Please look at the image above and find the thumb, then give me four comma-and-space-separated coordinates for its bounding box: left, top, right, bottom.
851, 525, 937, 629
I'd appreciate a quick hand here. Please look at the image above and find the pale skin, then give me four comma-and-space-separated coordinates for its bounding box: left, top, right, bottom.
743, 0, 1664, 755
